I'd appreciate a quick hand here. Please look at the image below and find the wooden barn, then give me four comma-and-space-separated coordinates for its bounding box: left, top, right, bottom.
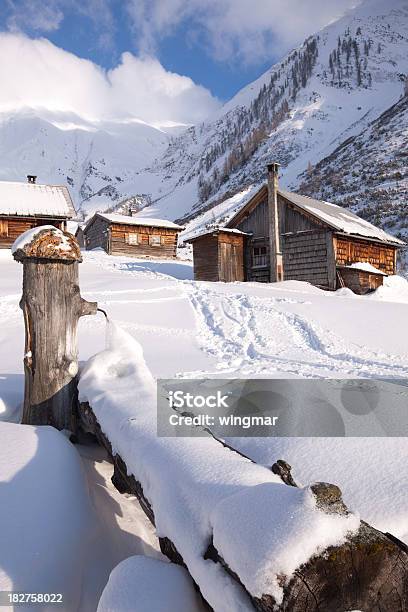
188, 163, 404, 293
84, 213, 183, 258
0, 176, 75, 249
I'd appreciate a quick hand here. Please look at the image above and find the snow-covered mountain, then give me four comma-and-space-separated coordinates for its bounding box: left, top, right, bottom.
0, 108, 171, 218
298, 93, 408, 242
135, 0, 408, 228
0, 0, 406, 232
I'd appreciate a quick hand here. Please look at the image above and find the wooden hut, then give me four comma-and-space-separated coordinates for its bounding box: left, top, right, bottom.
188, 164, 404, 293
0, 176, 75, 249
84, 213, 183, 259
188, 228, 248, 282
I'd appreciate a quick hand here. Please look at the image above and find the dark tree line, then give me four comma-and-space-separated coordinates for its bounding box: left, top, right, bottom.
198, 37, 319, 202
326, 28, 373, 88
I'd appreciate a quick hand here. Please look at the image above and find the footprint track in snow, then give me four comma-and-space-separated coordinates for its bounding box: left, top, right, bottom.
186, 286, 408, 379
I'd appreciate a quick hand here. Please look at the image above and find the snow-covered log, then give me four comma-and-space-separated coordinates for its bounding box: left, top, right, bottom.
13, 226, 98, 431
77, 322, 408, 612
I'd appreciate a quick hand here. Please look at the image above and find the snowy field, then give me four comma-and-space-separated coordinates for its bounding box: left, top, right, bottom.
0, 247, 408, 610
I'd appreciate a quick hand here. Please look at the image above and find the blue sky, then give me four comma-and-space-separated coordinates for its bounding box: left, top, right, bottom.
0, 0, 359, 125
1, 0, 278, 101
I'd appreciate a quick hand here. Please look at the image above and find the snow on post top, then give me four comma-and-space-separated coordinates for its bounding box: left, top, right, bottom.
12, 225, 82, 262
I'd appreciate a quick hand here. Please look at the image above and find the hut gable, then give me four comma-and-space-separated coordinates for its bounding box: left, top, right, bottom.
84, 213, 183, 259
278, 191, 404, 247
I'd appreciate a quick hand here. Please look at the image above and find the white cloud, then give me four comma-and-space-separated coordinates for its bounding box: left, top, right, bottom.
5, 0, 117, 52
127, 0, 362, 63
0, 32, 220, 126
6, 0, 64, 32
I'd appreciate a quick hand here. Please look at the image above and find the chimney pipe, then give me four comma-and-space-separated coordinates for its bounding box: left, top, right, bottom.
27, 175, 37, 184
267, 162, 283, 282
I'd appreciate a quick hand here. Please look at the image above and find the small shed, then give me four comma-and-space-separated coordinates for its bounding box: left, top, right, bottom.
188, 164, 404, 293
0, 177, 76, 249
84, 213, 183, 259
187, 228, 248, 282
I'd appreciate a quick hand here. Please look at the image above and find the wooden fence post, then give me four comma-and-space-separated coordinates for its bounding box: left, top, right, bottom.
13, 226, 98, 431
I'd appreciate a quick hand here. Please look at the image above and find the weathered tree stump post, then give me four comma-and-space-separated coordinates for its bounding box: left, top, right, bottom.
13, 226, 98, 431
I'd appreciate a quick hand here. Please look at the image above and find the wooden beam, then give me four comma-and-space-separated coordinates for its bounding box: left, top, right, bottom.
13, 227, 98, 431
77, 400, 408, 612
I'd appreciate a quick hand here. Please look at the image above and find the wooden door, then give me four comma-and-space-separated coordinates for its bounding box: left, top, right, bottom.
219, 241, 244, 282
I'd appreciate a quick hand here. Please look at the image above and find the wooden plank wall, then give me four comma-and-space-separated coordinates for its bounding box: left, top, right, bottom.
84, 216, 109, 252
110, 223, 179, 258
0, 216, 64, 249
235, 198, 269, 236
283, 229, 333, 289
279, 197, 326, 234
335, 236, 396, 275
192, 235, 220, 281
338, 267, 385, 294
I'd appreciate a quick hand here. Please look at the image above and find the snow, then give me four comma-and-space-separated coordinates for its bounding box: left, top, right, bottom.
78, 319, 360, 607
368, 274, 408, 302
228, 436, 408, 544
92, 212, 184, 230
76, 442, 164, 611
11, 225, 73, 255
188, 227, 250, 242
0, 248, 407, 609
0, 108, 170, 216
124, 0, 408, 229
66, 220, 80, 235
279, 190, 404, 245
212, 484, 359, 602
0, 180, 75, 217
181, 186, 260, 243
0, 421, 96, 611
97, 556, 204, 612
348, 261, 387, 275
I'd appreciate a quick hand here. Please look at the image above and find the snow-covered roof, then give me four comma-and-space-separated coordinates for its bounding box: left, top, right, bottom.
92, 212, 183, 230
343, 262, 388, 276
279, 190, 405, 246
0, 180, 75, 218
187, 227, 250, 242
226, 184, 404, 246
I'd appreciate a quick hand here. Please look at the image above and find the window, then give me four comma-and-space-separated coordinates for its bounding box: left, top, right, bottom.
253, 245, 268, 267
0, 219, 8, 237
127, 233, 139, 245
149, 234, 162, 246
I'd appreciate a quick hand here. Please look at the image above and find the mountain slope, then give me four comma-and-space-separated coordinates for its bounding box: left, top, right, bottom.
298, 94, 408, 245
0, 0, 406, 233
0, 109, 171, 217
135, 0, 408, 225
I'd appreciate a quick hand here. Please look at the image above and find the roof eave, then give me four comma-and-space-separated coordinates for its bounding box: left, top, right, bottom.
0, 212, 73, 220
334, 231, 405, 248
